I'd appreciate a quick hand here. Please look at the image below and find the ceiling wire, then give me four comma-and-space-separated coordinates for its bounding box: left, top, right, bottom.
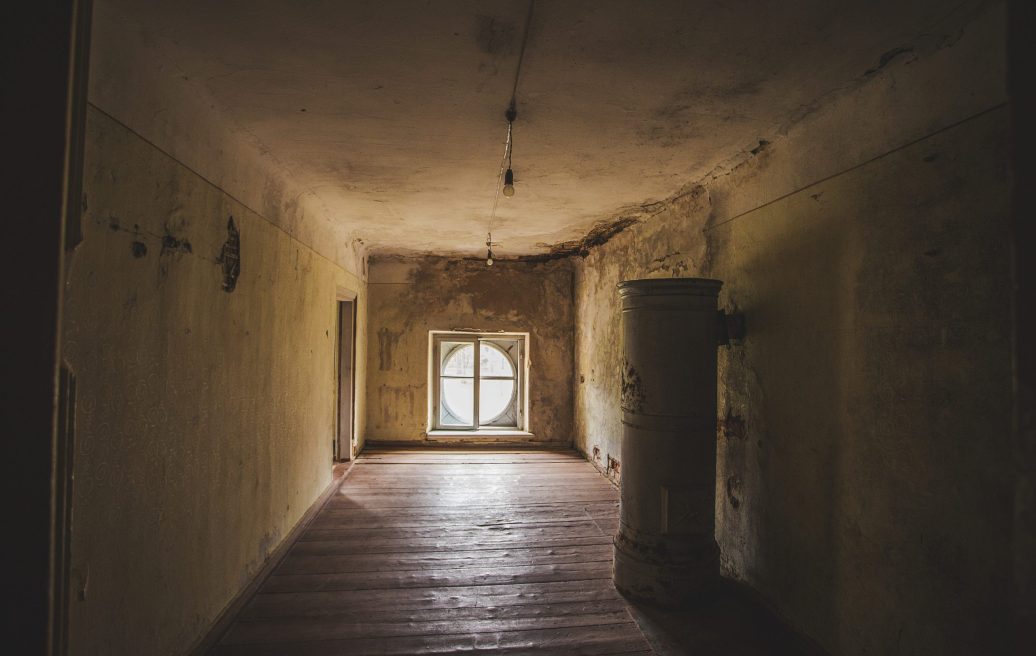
487, 121, 512, 241
487, 0, 535, 249
510, 0, 536, 106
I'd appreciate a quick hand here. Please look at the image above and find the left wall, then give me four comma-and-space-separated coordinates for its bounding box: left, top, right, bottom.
62, 107, 367, 655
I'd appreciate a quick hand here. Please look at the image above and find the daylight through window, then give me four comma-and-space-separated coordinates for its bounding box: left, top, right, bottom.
432, 333, 526, 431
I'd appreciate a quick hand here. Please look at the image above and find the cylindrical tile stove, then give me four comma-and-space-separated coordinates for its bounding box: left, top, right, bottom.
613, 278, 722, 605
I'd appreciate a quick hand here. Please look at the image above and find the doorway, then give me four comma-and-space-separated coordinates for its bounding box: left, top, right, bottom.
336, 296, 357, 461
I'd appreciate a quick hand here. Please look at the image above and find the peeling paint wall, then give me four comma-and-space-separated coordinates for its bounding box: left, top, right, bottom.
574, 4, 1013, 654
62, 107, 367, 655
366, 256, 573, 443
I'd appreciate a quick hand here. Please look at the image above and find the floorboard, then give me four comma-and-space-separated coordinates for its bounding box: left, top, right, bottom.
210, 448, 652, 655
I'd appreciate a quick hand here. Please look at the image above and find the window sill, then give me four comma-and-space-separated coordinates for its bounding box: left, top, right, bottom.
426, 429, 536, 439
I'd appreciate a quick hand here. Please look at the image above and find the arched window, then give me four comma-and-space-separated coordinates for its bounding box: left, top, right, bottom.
432, 333, 526, 431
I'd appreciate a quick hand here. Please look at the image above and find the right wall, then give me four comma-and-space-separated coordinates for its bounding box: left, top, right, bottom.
574, 4, 1014, 654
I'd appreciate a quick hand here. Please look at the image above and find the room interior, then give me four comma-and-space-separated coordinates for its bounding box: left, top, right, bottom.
4, 0, 1033, 654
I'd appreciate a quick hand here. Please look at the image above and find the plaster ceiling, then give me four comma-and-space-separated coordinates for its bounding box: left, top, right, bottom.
101, 0, 957, 257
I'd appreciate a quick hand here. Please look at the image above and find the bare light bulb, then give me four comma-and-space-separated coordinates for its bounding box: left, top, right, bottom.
502, 168, 515, 197
486, 247, 495, 266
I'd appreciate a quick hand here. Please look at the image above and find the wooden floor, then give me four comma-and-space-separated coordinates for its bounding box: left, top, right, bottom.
210, 448, 653, 655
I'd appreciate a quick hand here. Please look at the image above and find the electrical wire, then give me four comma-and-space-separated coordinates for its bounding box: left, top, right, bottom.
486, 0, 534, 250
511, 0, 536, 105
487, 121, 512, 238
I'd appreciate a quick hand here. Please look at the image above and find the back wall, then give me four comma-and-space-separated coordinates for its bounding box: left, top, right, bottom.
366, 256, 574, 443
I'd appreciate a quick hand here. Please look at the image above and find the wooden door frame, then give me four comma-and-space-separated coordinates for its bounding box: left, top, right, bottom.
335, 292, 357, 461
1, 0, 91, 652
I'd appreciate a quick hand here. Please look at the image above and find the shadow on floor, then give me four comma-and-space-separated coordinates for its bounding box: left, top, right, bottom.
625, 578, 828, 656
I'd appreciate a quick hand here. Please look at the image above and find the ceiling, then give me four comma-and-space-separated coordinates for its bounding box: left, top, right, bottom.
100, 0, 954, 257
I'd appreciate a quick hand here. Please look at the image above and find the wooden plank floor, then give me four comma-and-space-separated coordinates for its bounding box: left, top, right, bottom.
210, 448, 653, 655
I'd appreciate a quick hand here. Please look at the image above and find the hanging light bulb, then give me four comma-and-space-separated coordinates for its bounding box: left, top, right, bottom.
486, 233, 495, 266
502, 168, 515, 197
502, 103, 517, 198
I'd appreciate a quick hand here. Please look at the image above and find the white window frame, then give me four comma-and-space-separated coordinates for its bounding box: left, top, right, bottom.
428, 331, 529, 433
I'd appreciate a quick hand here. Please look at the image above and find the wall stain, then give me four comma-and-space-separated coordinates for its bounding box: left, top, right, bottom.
719, 408, 747, 440
161, 233, 192, 256
131, 241, 148, 258
621, 359, 646, 413
523, 216, 643, 262
726, 476, 743, 509
377, 328, 402, 371
474, 15, 517, 56
379, 384, 416, 426
864, 45, 914, 76
219, 216, 241, 292
647, 251, 689, 276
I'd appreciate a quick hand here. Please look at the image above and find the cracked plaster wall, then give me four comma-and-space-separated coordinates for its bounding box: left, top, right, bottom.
62, 107, 368, 655
366, 256, 574, 443
574, 3, 1013, 653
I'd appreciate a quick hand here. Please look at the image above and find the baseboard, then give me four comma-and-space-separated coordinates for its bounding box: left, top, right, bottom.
185, 462, 355, 656
365, 439, 573, 450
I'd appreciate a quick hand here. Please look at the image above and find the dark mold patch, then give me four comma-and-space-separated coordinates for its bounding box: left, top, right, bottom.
521, 216, 641, 262
474, 15, 516, 56
161, 233, 192, 255
219, 217, 241, 292
621, 359, 646, 413
923, 153, 940, 163
864, 46, 914, 75
719, 409, 747, 440
131, 241, 148, 258
749, 139, 770, 155
652, 251, 681, 264
377, 328, 402, 371
726, 476, 743, 509
648, 251, 688, 276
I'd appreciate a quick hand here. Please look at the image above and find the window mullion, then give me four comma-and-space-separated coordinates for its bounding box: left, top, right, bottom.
433, 336, 442, 430
473, 339, 481, 428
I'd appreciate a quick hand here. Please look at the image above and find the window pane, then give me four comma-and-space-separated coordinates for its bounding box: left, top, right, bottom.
480, 343, 514, 377
479, 379, 515, 423
441, 378, 474, 425
441, 342, 474, 377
